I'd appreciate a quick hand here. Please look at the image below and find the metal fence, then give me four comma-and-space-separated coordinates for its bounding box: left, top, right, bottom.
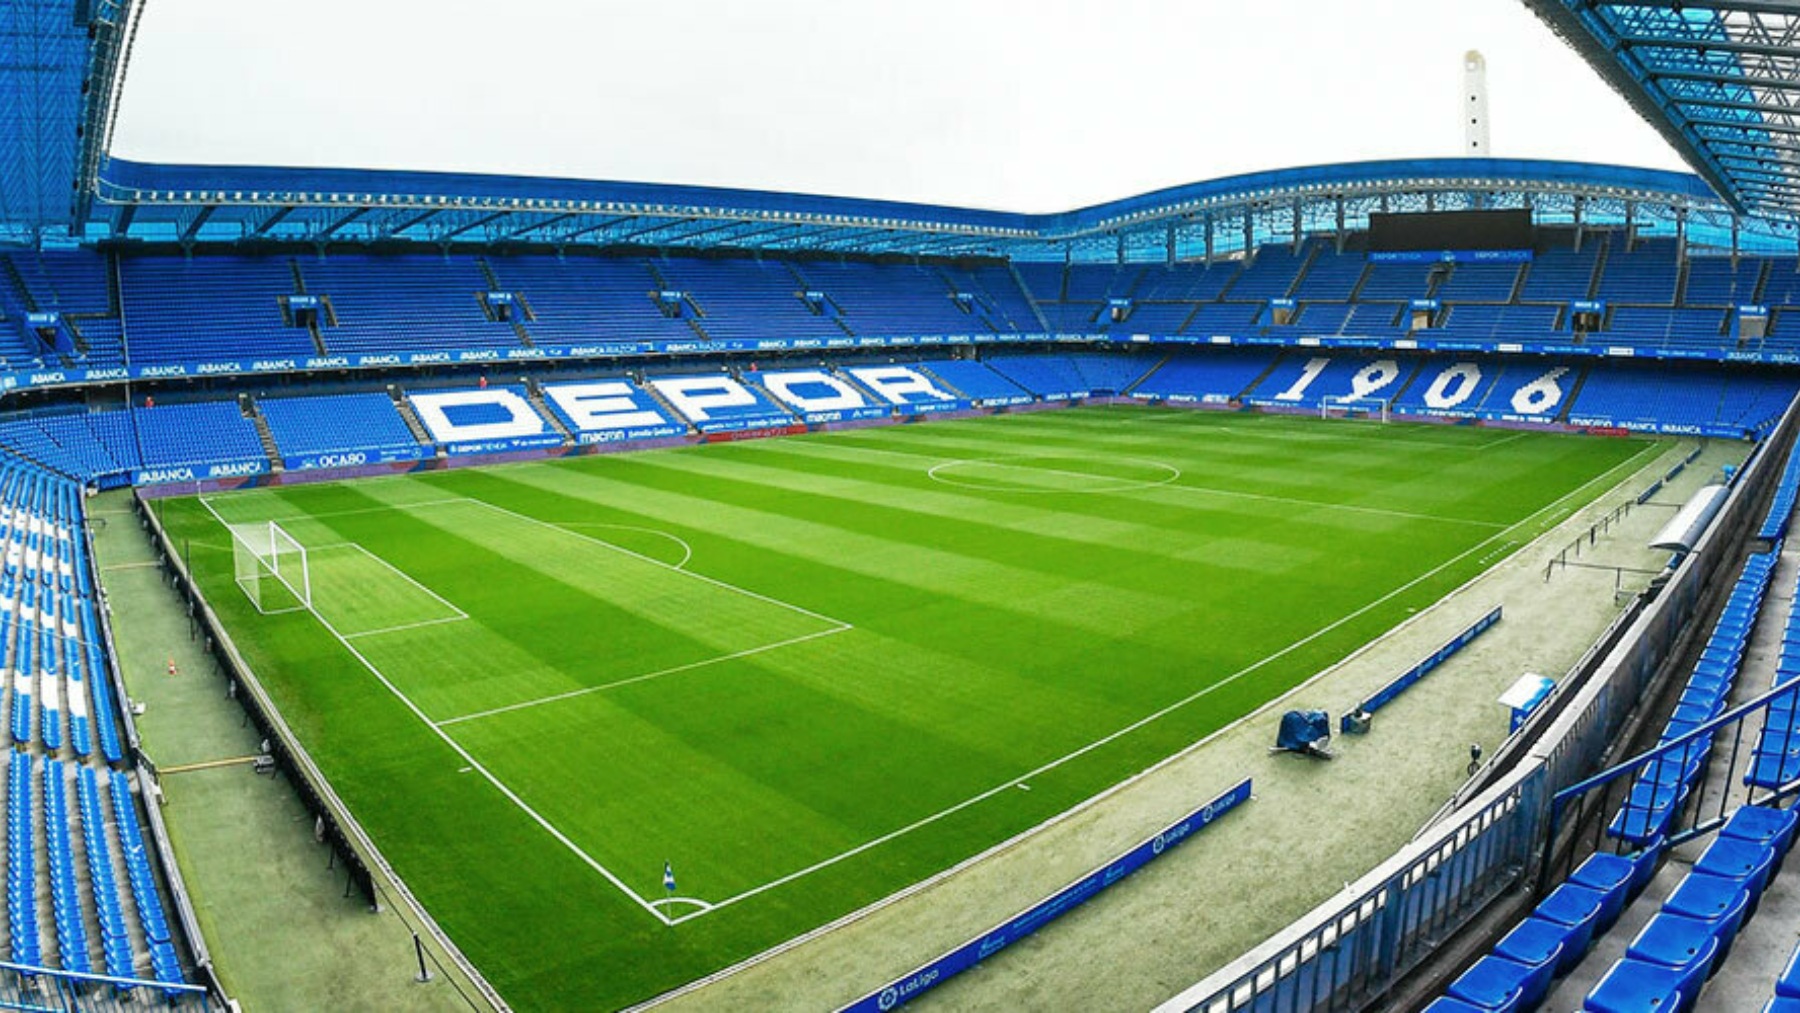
0, 959, 210, 1012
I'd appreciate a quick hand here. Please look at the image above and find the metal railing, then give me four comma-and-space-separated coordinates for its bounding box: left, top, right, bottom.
0, 959, 210, 1012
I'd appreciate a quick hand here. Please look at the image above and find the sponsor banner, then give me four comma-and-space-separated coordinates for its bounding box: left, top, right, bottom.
284, 446, 431, 471
841, 779, 1253, 1013
701, 424, 808, 443
694, 415, 801, 434
1366, 249, 1532, 264
1343, 607, 1501, 732
977, 396, 1034, 408
0, 329, 1774, 398
444, 434, 565, 456
574, 425, 687, 445
894, 399, 972, 416
802, 407, 891, 425
132, 458, 269, 486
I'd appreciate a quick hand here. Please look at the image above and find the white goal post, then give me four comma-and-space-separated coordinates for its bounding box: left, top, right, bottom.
232, 521, 312, 614
1320, 396, 1390, 423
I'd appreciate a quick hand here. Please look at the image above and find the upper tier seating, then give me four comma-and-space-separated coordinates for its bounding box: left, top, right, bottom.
1290, 243, 1365, 301
118, 256, 315, 365
653, 258, 843, 341
1434, 262, 1521, 303
1226, 246, 1306, 302
485, 255, 696, 344
797, 261, 984, 335
1684, 257, 1761, 307
1520, 240, 1603, 303
1596, 239, 1680, 305
298, 254, 519, 353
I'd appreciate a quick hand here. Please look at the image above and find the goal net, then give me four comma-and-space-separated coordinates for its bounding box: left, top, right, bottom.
233, 521, 311, 614
1320, 397, 1390, 423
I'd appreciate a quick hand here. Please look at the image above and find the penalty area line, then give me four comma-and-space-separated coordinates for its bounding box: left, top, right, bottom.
434, 624, 853, 728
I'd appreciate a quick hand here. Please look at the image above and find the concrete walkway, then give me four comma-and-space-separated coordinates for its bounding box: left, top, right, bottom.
90, 493, 479, 1012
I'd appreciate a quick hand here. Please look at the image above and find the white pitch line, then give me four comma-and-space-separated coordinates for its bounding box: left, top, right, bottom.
196, 494, 674, 920
659, 438, 1668, 924
549, 522, 693, 570
435, 625, 852, 727
787, 438, 1505, 528
341, 615, 469, 640
342, 543, 469, 620
458, 495, 853, 630
1160, 482, 1510, 529
195, 495, 466, 526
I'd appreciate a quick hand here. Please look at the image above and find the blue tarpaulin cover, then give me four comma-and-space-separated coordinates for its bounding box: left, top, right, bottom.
1277, 710, 1332, 753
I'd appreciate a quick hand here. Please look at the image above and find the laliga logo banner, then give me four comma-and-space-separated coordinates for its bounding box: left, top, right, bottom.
410, 389, 548, 443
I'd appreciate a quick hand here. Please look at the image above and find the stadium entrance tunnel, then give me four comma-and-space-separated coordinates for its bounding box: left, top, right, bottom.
926, 455, 1181, 494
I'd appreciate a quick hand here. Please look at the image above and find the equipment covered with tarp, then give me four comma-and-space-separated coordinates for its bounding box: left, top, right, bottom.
1273, 709, 1334, 759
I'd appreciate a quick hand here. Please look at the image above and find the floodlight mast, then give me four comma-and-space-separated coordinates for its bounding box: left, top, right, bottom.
1464, 50, 1491, 156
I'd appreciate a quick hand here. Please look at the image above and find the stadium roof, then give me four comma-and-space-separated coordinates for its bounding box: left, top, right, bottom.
1524, 0, 1800, 218
6, 0, 1800, 260
0, 1, 138, 240
86, 156, 1757, 261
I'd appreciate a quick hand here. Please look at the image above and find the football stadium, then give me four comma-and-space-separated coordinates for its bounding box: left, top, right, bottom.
14, 2, 1800, 1011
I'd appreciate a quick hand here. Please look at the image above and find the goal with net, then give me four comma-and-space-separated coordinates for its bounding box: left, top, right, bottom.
233, 521, 311, 614
1320, 397, 1390, 423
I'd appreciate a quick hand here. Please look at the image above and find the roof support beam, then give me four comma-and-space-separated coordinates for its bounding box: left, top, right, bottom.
433, 210, 509, 241
248, 205, 296, 238
178, 204, 217, 244
317, 206, 369, 239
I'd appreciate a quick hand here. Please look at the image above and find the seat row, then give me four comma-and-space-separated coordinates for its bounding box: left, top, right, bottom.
1430, 804, 1799, 1012
109, 768, 181, 986
1763, 439, 1800, 541
1610, 548, 1777, 846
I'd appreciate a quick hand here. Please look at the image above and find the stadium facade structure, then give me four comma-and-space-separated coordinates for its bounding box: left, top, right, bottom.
9, 1, 1800, 1010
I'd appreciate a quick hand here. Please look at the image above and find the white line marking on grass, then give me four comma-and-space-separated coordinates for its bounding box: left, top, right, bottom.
649, 896, 717, 914
434, 625, 852, 727
549, 522, 693, 570
341, 615, 470, 640
195, 496, 676, 925
195, 495, 466, 525
1475, 431, 1532, 452
925, 457, 1182, 495
1162, 482, 1509, 529
341, 543, 469, 620
458, 496, 853, 630
656, 438, 1667, 925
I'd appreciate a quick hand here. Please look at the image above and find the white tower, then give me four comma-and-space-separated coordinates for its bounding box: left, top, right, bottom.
1464, 50, 1491, 156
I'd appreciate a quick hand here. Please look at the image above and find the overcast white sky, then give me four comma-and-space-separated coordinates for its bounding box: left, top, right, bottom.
109, 0, 1690, 214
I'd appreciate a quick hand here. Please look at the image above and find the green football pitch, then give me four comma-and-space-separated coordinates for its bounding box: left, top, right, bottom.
152, 406, 1663, 1009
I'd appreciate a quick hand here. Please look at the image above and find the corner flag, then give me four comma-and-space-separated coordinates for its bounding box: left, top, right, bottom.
663, 861, 676, 895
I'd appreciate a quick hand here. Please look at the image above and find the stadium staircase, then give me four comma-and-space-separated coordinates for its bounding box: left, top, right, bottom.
916, 365, 967, 400
523, 380, 574, 443
734, 369, 803, 424
635, 376, 698, 434
1008, 262, 1055, 332
388, 387, 438, 450
286, 260, 330, 357
239, 395, 283, 471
